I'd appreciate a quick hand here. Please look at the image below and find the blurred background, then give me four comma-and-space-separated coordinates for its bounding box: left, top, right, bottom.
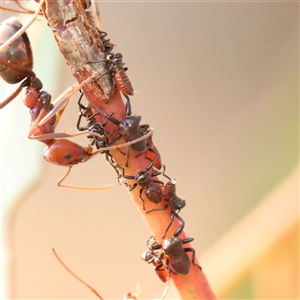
1, 1, 299, 299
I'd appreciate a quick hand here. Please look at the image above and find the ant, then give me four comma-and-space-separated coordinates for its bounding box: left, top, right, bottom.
120, 160, 164, 210
76, 91, 123, 180
107, 52, 134, 97
88, 27, 133, 97
89, 52, 133, 99
146, 166, 186, 238
21, 77, 113, 190
86, 8, 133, 98
148, 235, 202, 276
141, 236, 170, 284
0, 17, 145, 189
90, 96, 160, 168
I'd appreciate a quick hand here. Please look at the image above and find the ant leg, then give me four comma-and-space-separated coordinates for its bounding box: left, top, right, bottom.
152, 178, 165, 190
0, 0, 45, 52
172, 213, 185, 238
162, 211, 176, 239
146, 204, 169, 214
182, 237, 194, 245
28, 129, 94, 141
147, 146, 162, 170
124, 95, 132, 116
76, 90, 88, 130
91, 128, 155, 156
38, 75, 98, 128
161, 165, 172, 181
135, 145, 157, 169
165, 259, 177, 275
105, 152, 123, 183
138, 188, 147, 210
183, 248, 202, 271
0, 85, 23, 108
36, 84, 79, 128
90, 105, 121, 127
125, 145, 131, 167
0, 5, 35, 14
57, 166, 111, 190
15, 0, 40, 14
52, 249, 104, 300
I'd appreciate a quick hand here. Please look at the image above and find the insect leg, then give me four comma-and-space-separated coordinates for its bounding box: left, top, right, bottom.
57, 166, 111, 190
183, 247, 202, 271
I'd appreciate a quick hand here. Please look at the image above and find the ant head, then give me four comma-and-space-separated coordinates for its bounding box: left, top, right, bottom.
162, 236, 181, 252
0, 17, 34, 84
136, 170, 151, 184
147, 236, 158, 248
120, 115, 141, 132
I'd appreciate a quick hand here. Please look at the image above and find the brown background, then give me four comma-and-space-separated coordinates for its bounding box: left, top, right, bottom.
1, 1, 298, 299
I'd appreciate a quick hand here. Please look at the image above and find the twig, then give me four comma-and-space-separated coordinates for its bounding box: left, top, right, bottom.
37, 0, 217, 299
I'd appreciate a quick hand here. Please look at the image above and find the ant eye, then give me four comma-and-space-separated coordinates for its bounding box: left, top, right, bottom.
64, 154, 72, 160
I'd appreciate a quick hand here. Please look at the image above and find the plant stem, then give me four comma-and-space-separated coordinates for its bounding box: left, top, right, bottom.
37, 0, 217, 298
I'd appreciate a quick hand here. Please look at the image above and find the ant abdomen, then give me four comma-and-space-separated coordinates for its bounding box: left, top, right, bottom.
0, 17, 33, 84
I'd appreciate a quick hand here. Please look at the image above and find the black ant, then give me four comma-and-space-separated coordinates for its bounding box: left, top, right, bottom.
146, 166, 186, 238
120, 159, 164, 210
148, 235, 202, 276
90, 97, 160, 168
88, 28, 133, 97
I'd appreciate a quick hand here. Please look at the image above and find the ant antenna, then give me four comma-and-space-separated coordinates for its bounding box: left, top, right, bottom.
52, 248, 104, 300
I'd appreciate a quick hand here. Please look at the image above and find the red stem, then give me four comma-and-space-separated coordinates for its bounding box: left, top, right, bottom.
37, 0, 217, 299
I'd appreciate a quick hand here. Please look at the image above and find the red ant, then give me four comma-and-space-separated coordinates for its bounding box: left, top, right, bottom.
0, 17, 154, 189
146, 166, 186, 239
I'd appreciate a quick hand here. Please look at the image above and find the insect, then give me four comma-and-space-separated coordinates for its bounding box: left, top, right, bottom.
1, 19, 91, 167
0, 18, 118, 189
120, 159, 164, 210
90, 97, 160, 168
141, 236, 170, 283
76, 91, 122, 179
146, 167, 186, 238
23, 77, 112, 189
149, 235, 201, 276
107, 52, 134, 97
20, 76, 152, 189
